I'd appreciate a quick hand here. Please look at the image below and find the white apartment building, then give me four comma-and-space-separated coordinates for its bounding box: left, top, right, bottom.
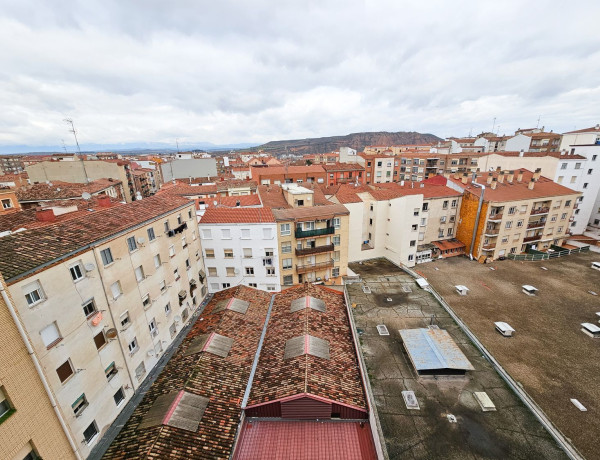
0, 196, 207, 458
559, 124, 600, 150
199, 207, 281, 293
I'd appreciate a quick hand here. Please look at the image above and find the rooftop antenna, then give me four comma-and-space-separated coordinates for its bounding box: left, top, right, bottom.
536, 115, 541, 129
491, 117, 496, 134
61, 139, 68, 154
468, 127, 472, 137
176, 138, 180, 153
64, 118, 81, 155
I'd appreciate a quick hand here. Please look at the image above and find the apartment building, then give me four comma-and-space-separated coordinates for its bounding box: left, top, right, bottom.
560, 124, 600, 150
250, 165, 327, 185
322, 162, 365, 185
0, 273, 76, 460
199, 207, 281, 293
259, 184, 349, 285
450, 169, 580, 260
0, 154, 25, 174
0, 187, 19, 214
0, 195, 207, 458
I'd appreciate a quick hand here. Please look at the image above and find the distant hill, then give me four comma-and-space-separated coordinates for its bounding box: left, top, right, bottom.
254, 131, 442, 156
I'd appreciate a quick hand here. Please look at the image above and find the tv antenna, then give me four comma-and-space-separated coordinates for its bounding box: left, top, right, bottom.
176, 138, 180, 153
491, 117, 496, 134
536, 115, 541, 129
61, 139, 68, 153
64, 118, 81, 155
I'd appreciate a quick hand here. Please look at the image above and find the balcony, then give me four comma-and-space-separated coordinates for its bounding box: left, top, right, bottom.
295, 226, 335, 238
482, 243, 496, 251
523, 235, 542, 243
488, 214, 503, 222
295, 244, 334, 256
527, 222, 545, 229
484, 228, 499, 236
296, 259, 334, 274
530, 207, 550, 215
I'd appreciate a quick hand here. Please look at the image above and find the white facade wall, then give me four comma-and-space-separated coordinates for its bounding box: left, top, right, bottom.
505, 134, 532, 152
559, 128, 600, 150
200, 222, 281, 293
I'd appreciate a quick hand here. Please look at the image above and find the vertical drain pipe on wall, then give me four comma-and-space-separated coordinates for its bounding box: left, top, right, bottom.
469, 179, 485, 260
0, 282, 82, 460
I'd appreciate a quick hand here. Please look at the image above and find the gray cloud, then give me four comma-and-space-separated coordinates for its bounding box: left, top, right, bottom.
1, 0, 599, 149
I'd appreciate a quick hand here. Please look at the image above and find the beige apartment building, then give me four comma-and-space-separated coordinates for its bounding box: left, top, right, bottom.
261, 184, 349, 285
0, 195, 207, 458
0, 273, 76, 460
451, 169, 580, 260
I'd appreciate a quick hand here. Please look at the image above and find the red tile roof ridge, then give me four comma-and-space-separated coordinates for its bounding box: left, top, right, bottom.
199, 207, 275, 224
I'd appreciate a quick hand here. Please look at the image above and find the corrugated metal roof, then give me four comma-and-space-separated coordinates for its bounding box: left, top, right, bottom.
399, 328, 474, 372
290, 296, 326, 313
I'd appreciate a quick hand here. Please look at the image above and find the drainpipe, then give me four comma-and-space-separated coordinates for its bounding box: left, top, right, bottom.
0, 282, 82, 460
469, 181, 486, 260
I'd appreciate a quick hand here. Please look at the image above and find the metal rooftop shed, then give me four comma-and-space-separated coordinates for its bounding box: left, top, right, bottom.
399, 327, 474, 375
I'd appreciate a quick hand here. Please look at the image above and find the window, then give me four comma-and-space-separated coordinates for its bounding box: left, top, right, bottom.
226, 267, 235, 277
333, 250, 340, 262
561, 213, 567, 220
570, 176, 577, 184
561, 163, 567, 170
192, 230, 196, 241
248, 282, 258, 288
72, 393, 89, 416
82, 299, 97, 318
169, 322, 177, 338
281, 242, 291, 254
174, 268, 180, 281
438, 229, 444, 238
575, 162, 581, 169
40, 322, 62, 348
266, 267, 276, 276
113, 387, 126, 406
588, 169, 593, 175
104, 361, 118, 380
263, 228, 273, 239
205, 249, 215, 258
135, 361, 146, 381
69, 263, 84, 282
333, 235, 340, 246
241, 229, 251, 239
447, 228, 453, 236
208, 267, 217, 276
501, 236, 509, 243
142, 293, 151, 308
449, 215, 455, 223
583, 183, 588, 189
24, 281, 45, 306
110, 281, 122, 299
442, 200, 448, 209
265, 249, 274, 257
222, 229, 231, 239
333, 217, 340, 228
513, 233, 521, 241
505, 221, 513, 229
1, 198, 12, 209
266, 285, 276, 291
153, 254, 161, 268
245, 267, 254, 275
420, 218, 426, 226
164, 220, 170, 232
558, 226, 564, 233
332, 267, 340, 277
593, 155, 597, 161
451, 200, 457, 208
408, 255, 414, 261
165, 302, 172, 315
93, 330, 107, 350
283, 275, 293, 285
303, 221, 315, 231
422, 202, 429, 211
550, 214, 557, 222
557, 176, 563, 184
222, 282, 231, 289
181, 236, 187, 248
280, 223, 291, 236
100, 248, 114, 266
83, 421, 99, 444
56, 359, 74, 383
147, 227, 156, 241
508, 207, 516, 215
202, 229, 212, 239
413, 208, 420, 216
120, 311, 131, 328
177, 214, 182, 225
149, 318, 158, 337
224, 249, 234, 258
126, 236, 137, 252
185, 258, 191, 270
135, 265, 145, 282
409, 240, 416, 247
283, 258, 292, 270
565, 200, 571, 207
510, 247, 517, 254
128, 337, 139, 355
440, 216, 447, 223
169, 245, 175, 257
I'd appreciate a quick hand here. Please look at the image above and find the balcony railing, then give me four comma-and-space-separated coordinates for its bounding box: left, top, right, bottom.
296, 259, 334, 274
295, 244, 334, 256
527, 222, 545, 229
295, 227, 335, 238
484, 229, 499, 235
482, 243, 496, 250
488, 213, 503, 221
523, 235, 542, 242
530, 207, 550, 215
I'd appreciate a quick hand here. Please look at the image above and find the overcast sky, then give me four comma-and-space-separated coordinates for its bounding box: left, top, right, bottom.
1, 0, 599, 150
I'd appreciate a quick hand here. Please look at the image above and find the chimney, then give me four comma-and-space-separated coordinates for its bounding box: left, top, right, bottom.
461, 173, 468, 185
496, 166, 502, 172
533, 168, 542, 181
454, 171, 460, 180
486, 173, 493, 185
519, 149, 524, 157
517, 170, 524, 182
507, 170, 514, 183
528, 178, 536, 190
498, 171, 505, 183
97, 195, 111, 208
595, 124, 599, 130
490, 178, 497, 190
36, 208, 56, 222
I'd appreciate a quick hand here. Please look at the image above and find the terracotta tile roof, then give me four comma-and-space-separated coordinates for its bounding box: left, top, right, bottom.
159, 182, 218, 196
215, 179, 257, 192
251, 165, 326, 176
529, 132, 561, 139
332, 182, 460, 204
212, 194, 262, 207
563, 125, 600, 134
432, 239, 466, 251
233, 420, 377, 460
447, 169, 580, 202
104, 286, 273, 460
322, 163, 365, 172
246, 284, 367, 410
15, 179, 121, 202
199, 207, 275, 224
271, 203, 349, 222
0, 195, 191, 283
257, 185, 291, 209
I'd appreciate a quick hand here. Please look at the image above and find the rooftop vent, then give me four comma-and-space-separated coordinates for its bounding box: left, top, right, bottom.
455, 285, 469, 296
402, 285, 412, 293
522, 285, 538, 296
581, 323, 600, 338
284, 335, 330, 360
138, 390, 209, 432
571, 399, 587, 411
213, 297, 250, 314
290, 296, 326, 313
495, 322, 515, 337
184, 332, 234, 357
473, 392, 496, 411
402, 391, 420, 410
376, 325, 390, 336
362, 285, 372, 294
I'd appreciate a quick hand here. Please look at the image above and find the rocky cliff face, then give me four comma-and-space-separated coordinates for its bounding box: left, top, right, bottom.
256, 131, 441, 156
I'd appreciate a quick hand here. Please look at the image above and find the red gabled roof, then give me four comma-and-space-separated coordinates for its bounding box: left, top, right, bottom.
199, 207, 275, 224
233, 420, 377, 460
563, 125, 600, 134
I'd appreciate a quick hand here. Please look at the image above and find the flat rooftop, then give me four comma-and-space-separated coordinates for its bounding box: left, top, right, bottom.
347, 258, 566, 460
417, 252, 600, 459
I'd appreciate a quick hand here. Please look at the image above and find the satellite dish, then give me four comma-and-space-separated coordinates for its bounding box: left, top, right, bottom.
147, 350, 156, 357
84, 263, 96, 272
174, 315, 182, 323
82, 192, 92, 200
137, 236, 146, 244
106, 328, 118, 339
213, 201, 218, 206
